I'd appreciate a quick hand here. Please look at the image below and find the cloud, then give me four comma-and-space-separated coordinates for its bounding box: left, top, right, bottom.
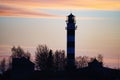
0, 0, 120, 10
77, 17, 105, 20
0, 0, 120, 18
0, 5, 58, 18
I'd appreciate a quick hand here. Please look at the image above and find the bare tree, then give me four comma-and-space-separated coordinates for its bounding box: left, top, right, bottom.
97, 54, 103, 62
97, 54, 103, 66
24, 51, 31, 60
76, 56, 88, 68
0, 58, 6, 73
54, 50, 65, 71
35, 45, 49, 71
47, 50, 54, 71
11, 46, 31, 60
11, 46, 25, 58
7, 57, 12, 70
9, 46, 32, 70
35, 44, 66, 71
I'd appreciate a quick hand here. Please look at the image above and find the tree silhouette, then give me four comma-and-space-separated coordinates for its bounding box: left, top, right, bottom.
7, 57, 12, 70
0, 45, 119, 80
11, 46, 31, 60
11, 46, 25, 58
54, 50, 65, 71
0, 58, 6, 73
97, 54, 103, 66
35, 45, 49, 71
76, 56, 88, 68
8, 46, 32, 71
35, 45, 66, 71
97, 54, 103, 62
24, 51, 31, 60
47, 50, 54, 71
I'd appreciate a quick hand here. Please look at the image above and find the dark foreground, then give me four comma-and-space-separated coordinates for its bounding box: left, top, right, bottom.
0, 58, 120, 80
0, 68, 120, 80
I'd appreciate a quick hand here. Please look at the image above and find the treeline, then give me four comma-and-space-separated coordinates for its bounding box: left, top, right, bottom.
0, 45, 66, 73
0, 44, 103, 73
35, 45, 66, 71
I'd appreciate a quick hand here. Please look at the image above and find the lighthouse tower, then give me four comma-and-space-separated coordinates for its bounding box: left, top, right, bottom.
66, 13, 77, 70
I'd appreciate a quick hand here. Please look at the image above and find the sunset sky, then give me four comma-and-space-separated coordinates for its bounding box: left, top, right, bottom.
0, 0, 120, 68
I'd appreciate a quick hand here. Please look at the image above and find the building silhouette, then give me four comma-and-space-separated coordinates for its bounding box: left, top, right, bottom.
88, 58, 103, 68
66, 13, 77, 70
12, 57, 34, 80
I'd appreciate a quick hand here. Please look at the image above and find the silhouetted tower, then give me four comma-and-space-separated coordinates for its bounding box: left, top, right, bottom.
66, 13, 77, 70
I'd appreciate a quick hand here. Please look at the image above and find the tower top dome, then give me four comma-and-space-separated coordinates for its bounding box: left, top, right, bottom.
67, 13, 75, 24
68, 13, 75, 17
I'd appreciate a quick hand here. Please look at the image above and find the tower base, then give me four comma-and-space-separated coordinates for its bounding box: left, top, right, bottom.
66, 59, 76, 71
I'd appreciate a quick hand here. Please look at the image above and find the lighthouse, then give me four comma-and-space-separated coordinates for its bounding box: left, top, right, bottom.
66, 13, 77, 70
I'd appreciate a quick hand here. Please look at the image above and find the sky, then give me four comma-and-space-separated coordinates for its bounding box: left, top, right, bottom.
0, 0, 120, 68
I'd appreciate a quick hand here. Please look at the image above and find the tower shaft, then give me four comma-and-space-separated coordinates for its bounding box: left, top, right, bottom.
66, 13, 77, 70
67, 30, 75, 68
